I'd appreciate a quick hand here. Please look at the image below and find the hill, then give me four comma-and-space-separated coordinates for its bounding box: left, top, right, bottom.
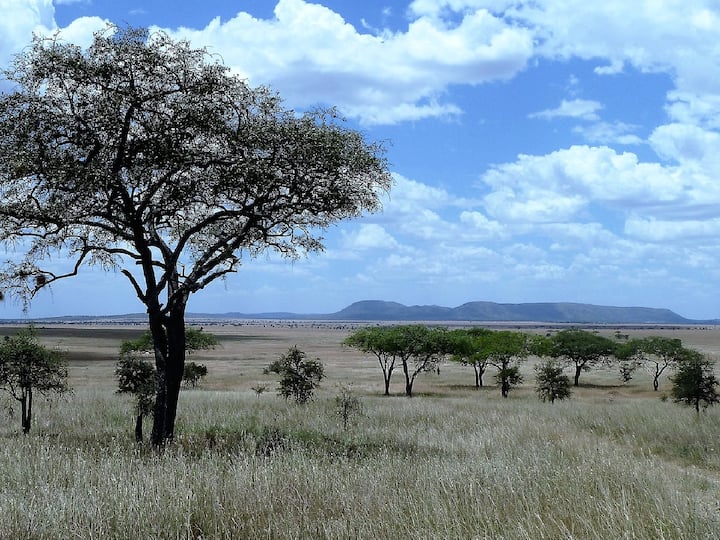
326, 300, 700, 324
4, 300, 712, 325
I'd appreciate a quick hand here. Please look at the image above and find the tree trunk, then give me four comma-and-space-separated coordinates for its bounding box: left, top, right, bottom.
402, 360, 413, 397
163, 309, 186, 442
20, 389, 32, 434
474, 366, 480, 389
150, 309, 169, 446
383, 373, 391, 395
653, 377, 659, 391
135, 413, 144, 443
574, 364, 582, 386
149, 302, 188, 447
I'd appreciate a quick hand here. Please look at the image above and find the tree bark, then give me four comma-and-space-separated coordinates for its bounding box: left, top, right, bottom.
574, 364, 582, 386
402, 360, 413, 397
163, 309, 186, 442
149, 302, 187, 447
135, 413, 144, 443
383, 374, 391, 396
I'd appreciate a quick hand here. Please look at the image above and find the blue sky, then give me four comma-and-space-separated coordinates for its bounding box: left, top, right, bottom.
2, 0, 720, 320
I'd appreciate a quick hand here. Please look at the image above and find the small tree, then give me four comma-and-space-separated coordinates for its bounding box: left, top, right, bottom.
482, 330, 531, 398
618, 336, 684, 391
535, 360, 572, 403
115, 354, 155, 442
265, 347, 324, 404
344, 326, 397, 395
549, 329, 616, 386
0, 328, 69, 434
446, 328, 494, 389
183, 362, 208, 388
335, 385, 363, 431
670, 349, 719, 414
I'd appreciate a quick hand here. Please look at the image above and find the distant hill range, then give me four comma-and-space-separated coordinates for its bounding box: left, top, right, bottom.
312, 300, 710, 324
18, 300, 715, 325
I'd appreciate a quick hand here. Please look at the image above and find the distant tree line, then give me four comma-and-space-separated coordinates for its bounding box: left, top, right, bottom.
345, 325, 719, 411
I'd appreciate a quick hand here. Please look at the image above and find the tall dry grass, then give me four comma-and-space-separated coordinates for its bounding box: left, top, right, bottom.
1, 385, 719, 539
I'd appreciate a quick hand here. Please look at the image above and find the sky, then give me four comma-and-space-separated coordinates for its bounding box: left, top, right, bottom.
1, 0, 720, 320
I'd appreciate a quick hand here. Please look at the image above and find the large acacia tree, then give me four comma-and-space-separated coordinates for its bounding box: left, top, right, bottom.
0, 27, 391, 445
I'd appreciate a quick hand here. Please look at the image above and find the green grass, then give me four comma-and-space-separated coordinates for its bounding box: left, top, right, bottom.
1, 385, 720, 539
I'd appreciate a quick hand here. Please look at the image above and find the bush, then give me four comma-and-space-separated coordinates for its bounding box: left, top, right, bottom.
183, 362, 208, 388
535, 360, 572, 403
265, 346, 324, 404
335, 385, 363, 431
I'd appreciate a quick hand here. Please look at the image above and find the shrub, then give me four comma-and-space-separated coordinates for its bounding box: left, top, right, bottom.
265, 347, 324, 404
535, 360, 572, 403
335, 385, 364, 431
183, 362, 208, 388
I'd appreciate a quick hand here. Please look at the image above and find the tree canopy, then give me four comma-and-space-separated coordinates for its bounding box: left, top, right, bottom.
547, 329, 616, 386
0, 26, 391, 445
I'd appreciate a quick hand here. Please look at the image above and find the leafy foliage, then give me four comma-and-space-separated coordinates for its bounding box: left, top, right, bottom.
617, 336, 684, 391
446, 328, 494, 388
265, 347, 324, 404
344, 326, 398, 395
115, 327, 214, 441
0, 327, 69, 433
345, 325, 449, 397
115, 355, 155, 417
183, 362, 208, 388
547, 330, 617, 386
670, 349, 719, 414
120, 328, 218, 356
535, 360, 572, 403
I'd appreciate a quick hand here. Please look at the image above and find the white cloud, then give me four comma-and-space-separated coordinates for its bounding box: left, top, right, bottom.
649, 123, 720, 171
625, 216, 720, 242
572, 121, 643, 145
341, 224, 399, 251
163, 0, 533, 124
0, 0, 55, 70
530, 99, 603, 121
481, 145, 694, 223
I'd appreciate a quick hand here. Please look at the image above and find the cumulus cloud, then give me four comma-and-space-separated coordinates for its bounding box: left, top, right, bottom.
341, 224, 400, 251
163, 0, 533, 124
0, 0, 55, 70
480, 146, 694, 223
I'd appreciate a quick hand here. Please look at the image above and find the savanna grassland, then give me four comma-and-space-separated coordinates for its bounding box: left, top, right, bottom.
1, 322, 720, 539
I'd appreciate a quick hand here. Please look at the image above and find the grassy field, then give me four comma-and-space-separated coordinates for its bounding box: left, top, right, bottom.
1, 322, 719, 539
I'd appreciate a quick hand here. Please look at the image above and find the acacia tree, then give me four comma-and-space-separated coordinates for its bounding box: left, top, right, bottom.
671, 349, 719, 414
617, 336, 683, 391
392, 325, 448, 397
343, 326, 397, 395
0, 27, 390, 445
446, 327, 493, 389
0, 328, 69, 433
483, 330, 530, 398
548, 329, 616, 386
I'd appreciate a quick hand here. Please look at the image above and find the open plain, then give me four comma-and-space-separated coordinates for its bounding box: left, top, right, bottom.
1, 321, 719, 539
